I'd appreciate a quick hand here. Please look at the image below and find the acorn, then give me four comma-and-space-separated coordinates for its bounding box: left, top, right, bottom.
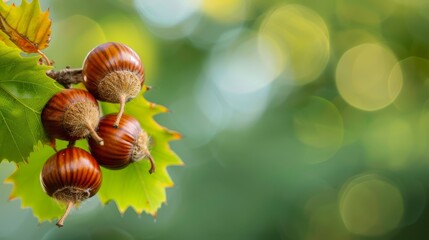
41, 89, 104, 147
40, 147, 102, 227
88, 113, 155, 174
82, 42, 145, 128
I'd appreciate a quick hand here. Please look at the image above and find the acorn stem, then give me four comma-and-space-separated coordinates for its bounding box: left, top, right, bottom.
48, 138, 58, 152
67, 140, 76, 148
113, 95, 127, 128
148, 155, 156, 174
56, 201, 74, 228
85, 122, 104, 145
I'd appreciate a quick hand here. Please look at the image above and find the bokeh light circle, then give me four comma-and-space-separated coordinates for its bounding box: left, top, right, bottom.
259, 4, 330, 85
336, 0, 395, 26
134, 0, 201, 27
339, 173, 404, 237
208, 30, 278, 94
336, 43, 403, 111
197, 30, 273, 131
293, 96, 344, 163
201, 0, 246, 24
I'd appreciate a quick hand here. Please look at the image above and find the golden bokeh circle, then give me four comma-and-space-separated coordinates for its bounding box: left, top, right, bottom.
336, 43, 403, 111
293, 96, 344, 163
259, 4, 330, 85
339, 173, 404, 236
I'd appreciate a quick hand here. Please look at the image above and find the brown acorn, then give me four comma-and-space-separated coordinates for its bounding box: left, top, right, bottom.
82, 42, 144, 128
40, 147, 102, 227
41, 89, 104, 147
88, 113, 155, 173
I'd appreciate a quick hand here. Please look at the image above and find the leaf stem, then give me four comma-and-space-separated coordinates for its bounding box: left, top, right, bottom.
37, 50, 52, 66
46, 67, 84, 89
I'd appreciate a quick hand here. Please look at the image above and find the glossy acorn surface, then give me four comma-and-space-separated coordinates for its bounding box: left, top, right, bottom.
40, 147, 102, 200
82, 42, 144, 96
88, 113, 155, 173
82, 42, 144, 101
40, 147, 102, 227
41, 89, 103, 145
82, 42, 145, 127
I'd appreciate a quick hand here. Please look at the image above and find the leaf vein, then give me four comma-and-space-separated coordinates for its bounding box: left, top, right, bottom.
25, 108, 38, 143
0, 110, 24, 161
134, 164, 152, 208
0, 82, 40, 113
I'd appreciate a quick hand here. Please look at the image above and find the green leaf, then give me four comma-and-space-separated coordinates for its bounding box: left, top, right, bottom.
99, 90, 183, 216
0, 0, 51, 53
0, 43, 60, 163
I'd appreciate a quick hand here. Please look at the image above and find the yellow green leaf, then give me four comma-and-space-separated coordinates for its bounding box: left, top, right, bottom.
0, 26, 14, 47
0, 0, 51, 53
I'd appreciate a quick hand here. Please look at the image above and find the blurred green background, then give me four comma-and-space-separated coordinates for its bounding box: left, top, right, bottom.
2, 0, 429, 239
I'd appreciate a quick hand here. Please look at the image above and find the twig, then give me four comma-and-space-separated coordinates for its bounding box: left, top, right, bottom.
46, 67, 84, 89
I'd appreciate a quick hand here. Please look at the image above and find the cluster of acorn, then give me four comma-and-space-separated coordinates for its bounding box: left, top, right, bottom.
40, 42, 155, 227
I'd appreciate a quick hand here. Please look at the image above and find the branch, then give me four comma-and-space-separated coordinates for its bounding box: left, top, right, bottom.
46, 67, 83, 89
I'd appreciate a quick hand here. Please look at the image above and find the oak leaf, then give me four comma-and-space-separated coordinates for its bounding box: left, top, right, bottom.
0, 0, 51, 53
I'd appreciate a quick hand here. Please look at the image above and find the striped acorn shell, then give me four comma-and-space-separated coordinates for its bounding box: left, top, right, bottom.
88, 113, 143, 169
41, 89, 100, 141
40, 147, 102, 201
82, 42, 144, 102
